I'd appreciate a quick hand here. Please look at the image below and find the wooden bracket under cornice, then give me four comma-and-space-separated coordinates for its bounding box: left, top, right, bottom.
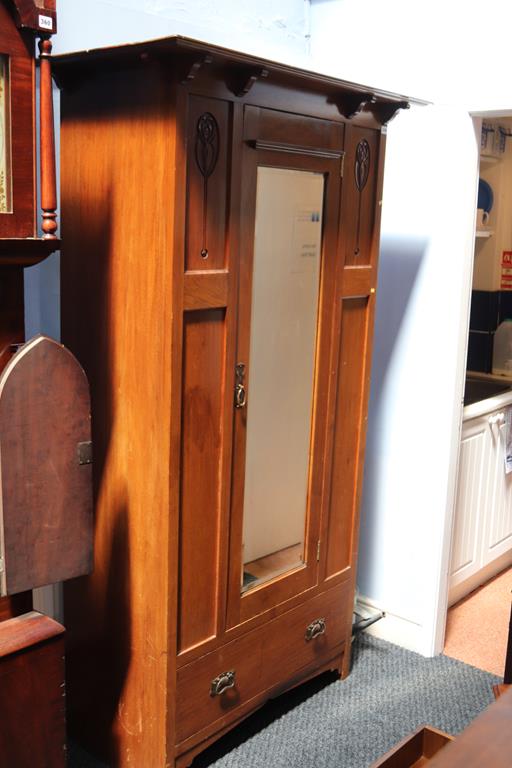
230, 66, 269, 97
337, 92, 377, 119
180, 53, 213, 84
372, 100, 411, 125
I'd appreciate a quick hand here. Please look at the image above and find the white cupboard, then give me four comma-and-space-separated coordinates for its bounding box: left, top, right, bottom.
449, 405, 512, 605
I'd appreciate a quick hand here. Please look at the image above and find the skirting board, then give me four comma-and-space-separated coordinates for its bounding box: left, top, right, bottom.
356, 595, 429, 656
448, 548, 512, 607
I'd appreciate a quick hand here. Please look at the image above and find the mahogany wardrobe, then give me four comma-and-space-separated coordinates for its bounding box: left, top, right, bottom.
52, 37, 413, 768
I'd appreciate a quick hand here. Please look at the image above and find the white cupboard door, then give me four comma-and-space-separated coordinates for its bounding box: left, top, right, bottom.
449, 417, 489, 591
481, 419, 512, 565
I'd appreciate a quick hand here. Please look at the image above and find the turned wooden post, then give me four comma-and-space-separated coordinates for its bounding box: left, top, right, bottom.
38, 37, 58, 239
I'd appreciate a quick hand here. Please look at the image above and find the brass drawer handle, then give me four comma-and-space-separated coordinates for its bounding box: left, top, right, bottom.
210, 670, 236, 697
305, 618, 326, 642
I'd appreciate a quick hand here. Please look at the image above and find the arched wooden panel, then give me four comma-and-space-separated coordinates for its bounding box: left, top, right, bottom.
0, 334, 93, 595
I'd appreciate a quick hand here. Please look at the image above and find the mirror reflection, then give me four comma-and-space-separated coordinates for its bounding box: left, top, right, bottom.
241, 166, 324, 593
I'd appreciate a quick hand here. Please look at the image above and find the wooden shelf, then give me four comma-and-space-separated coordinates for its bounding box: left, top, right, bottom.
0, 238, 60, 266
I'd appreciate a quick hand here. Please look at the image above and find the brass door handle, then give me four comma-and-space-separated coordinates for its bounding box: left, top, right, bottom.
210, 670, 236, 697
235, 383, 246, 409
234, 363, 246, 409
305, 618, 326, 642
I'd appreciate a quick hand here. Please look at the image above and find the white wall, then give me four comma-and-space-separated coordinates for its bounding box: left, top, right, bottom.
357, 105, 478, 655
310, 0, 512, 655
52, 0, 310, 61
310, 0, 512, 111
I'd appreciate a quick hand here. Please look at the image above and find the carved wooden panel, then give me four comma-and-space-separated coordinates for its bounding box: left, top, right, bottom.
0, 335, 93, 595
341, 126, 380, 267
185, 96, 230, 271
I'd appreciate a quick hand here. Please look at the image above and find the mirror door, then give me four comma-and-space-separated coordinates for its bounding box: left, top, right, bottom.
227, 131, 343, 627
242, 165, 323, 596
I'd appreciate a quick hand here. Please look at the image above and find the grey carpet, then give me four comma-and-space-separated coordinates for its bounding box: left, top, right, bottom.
69, 634, 500, 768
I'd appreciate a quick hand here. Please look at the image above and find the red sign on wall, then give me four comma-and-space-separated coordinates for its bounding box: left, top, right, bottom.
501, 251, 512, 290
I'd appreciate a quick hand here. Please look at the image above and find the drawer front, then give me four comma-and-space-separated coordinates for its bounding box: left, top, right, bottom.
262, 581, 349, 681
175, 630, 263, 744
175, 582, 349, 745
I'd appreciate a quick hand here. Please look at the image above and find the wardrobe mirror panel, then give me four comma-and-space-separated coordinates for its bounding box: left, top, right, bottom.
241, 166, 324, 593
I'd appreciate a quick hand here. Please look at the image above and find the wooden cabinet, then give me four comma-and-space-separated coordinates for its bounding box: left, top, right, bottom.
0, 0, 92, 611
0, 611, 66, 768
0, 5, 91, 767
53, 37, 411, 768
0, 0, 58, 259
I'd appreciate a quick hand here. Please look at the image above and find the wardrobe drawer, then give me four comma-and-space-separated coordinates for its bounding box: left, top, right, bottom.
175, 583, 349, 745
262, 582, 349, 681
175, 630, 264, 743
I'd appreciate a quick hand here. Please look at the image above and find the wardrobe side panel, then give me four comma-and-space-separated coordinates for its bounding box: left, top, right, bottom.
178, 309, 227, 653
60, 66, 176, 768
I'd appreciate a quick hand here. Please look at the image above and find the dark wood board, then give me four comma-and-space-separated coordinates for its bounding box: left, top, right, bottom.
428, 686, 512, 767
0, 334, 93, 594
371, 726, 454, 767
0, 611, 65, 768
0, 237, 60, 265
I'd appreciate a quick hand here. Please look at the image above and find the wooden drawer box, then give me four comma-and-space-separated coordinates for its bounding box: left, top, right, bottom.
176, 582, 349, 744
370, 726, 454, 768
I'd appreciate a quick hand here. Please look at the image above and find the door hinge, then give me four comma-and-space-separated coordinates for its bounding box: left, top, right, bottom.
316, 540, 321, 562
0, 557, 5, 573
340, 152, 345, 178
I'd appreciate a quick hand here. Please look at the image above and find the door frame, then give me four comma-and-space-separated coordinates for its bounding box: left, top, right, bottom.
433, 110, 512, 656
